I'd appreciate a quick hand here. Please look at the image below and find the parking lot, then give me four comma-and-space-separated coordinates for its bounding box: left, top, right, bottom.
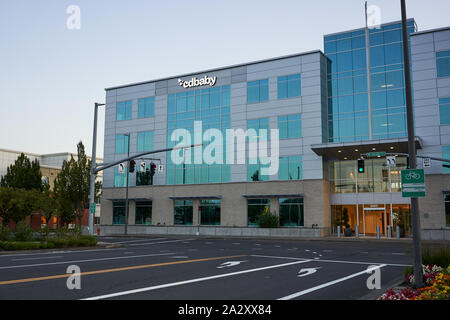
0, 236, 413, 300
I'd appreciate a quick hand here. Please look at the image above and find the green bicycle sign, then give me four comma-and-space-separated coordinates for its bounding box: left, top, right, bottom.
401, 169, 426, 198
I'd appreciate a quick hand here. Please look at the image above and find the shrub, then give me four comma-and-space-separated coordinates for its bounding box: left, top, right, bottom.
14, 221, 33, 241
422, 247, 450, 268
0, 226, 12, 241
257, 212, 279, 228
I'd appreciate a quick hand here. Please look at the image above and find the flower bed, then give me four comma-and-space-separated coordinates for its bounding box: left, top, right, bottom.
378, 264, 450, 300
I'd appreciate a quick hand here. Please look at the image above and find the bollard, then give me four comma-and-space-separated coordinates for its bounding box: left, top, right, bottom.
376, 226, 380, 239
396, 225, 400, 239
355, 225, 359, 238
337, 226, 341, 238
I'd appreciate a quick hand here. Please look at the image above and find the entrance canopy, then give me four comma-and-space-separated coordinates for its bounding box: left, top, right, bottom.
311, 137, 422, 161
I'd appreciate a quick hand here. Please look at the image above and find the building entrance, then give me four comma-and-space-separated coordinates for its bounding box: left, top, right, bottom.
331, 204, 411, 237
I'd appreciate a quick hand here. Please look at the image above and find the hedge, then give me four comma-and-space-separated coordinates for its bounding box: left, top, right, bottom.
0, 235, 97, 251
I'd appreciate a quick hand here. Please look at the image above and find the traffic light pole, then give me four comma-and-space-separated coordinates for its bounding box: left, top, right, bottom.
124, 133, 130, 236
401, 0, 423, 288
88, 102, 105, 236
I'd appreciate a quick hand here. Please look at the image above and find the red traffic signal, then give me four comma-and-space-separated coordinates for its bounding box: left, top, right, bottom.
129, 160, 136, 173
150, 163, 156, 176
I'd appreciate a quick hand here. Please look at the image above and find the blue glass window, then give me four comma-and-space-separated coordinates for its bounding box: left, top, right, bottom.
137, 131, 154, 152
440, 98, 450, 125
443, 146, 450, 174
279, 156, 302, 180
278, 114, 302, 139
278, 74, 301, 99
247, 79, 269, 103
437, 51, 450, 78
115, 134, 129, 154
138, 97, 155, 118
113, 168, 127, 188
116, 101, 132, 121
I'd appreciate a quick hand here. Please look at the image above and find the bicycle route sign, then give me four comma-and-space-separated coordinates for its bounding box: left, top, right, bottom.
401, 169, 426, 198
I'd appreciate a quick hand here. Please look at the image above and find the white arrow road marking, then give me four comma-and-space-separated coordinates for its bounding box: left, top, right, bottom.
297, 267, 321, 277
217, 261, 247, 268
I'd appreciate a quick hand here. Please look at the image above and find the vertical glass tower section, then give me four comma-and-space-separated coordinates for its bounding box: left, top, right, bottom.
324, 20, 416, 143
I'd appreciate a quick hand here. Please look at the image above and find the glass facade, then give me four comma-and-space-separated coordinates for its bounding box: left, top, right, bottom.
436, 50, 450, 78
166, 85, 231, 185
114, 167, 127, 187
247, 118, 270, 182
136, 163, 153, 186
199, 199, 221, 225
174, 200, 193, 225
279, 198, 304, 226
247, 199, 270, 226
135, 201, 152, 225
330, 158, 407, 194
137, 131, 154, 152
279, 156, 302, 180
324, 20, 416, 142
278, 114, 302, 139
247, 79, 269, 104
331, 204, 411, 237
138, 97, 155, 118
116, 100, 132, 121
115, 134, 129, 154
277, 74, 301, 99
439, 97, 450, 125
443, 146, 450, 174
112, 201, 126, 225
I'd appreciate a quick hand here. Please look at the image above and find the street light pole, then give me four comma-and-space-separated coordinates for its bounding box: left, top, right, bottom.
89, 102, 105, 236
401, 0, 423, 288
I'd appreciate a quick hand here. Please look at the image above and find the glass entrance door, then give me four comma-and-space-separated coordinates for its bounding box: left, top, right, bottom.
363, 208, 385, 236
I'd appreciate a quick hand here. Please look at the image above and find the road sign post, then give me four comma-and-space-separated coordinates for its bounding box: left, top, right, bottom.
401, 169, 426, 198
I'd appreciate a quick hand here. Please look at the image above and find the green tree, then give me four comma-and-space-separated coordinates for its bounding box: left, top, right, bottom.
53, 142, 102, 226
0, 188, 38, 225
0, 153, 44, 191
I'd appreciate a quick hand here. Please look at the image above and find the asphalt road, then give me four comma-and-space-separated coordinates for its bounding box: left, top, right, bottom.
0, 236, 413, 301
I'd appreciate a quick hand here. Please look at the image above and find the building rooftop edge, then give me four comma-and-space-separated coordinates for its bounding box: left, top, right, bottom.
411, 25, 450, 36
323, 18, 416, 39
104, 50, 325, 91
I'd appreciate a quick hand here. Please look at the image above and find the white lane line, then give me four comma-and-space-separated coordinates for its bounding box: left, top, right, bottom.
251, 254, 411, 267
278, 264, 387, 300
0, 252, 175, 270
0, 247, 125, 258
112, 238, 167, 244
82, 259, 312, 300
129, 239, 195, 246
12, 256, 64, 262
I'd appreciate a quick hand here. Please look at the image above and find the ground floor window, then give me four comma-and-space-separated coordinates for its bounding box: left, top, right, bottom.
445, 195, 450, 227
279, 198, 304, 226
112, 201, 126, 225
247, 199, 270, 226
135, 201, 152, 225
174, 200, 193, 225
199, 200, 221, 225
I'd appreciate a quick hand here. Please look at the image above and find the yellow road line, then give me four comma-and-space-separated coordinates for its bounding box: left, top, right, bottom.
0, 254, 247, 286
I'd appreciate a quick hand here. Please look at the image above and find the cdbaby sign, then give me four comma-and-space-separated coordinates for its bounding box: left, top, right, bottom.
178, 76, 217, 88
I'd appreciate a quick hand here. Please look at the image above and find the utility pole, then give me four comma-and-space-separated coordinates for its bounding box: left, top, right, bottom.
401, 0, 423, 288
88, 102, 105, 236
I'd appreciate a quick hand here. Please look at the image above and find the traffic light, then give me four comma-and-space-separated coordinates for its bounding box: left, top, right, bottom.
129, 160, 136, 173
357, 159, 365, 173
150, 163, 156, 176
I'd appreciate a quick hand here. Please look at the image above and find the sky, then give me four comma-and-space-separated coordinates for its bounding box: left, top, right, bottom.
1, 0, 449, 158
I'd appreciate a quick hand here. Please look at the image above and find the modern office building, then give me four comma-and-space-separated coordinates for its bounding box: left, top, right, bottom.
100, 19, 450, 240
